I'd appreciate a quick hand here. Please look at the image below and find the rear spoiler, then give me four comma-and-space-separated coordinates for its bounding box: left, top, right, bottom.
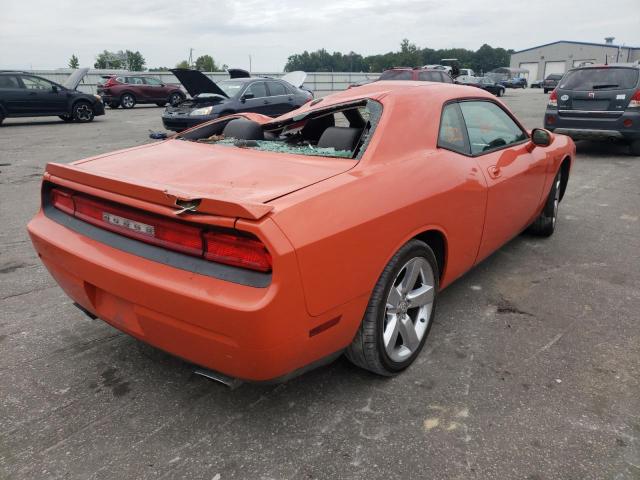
44, 163, 274, 221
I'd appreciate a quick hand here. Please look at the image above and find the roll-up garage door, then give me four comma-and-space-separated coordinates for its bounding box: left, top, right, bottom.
544, 61, 566, 77
519, 62, 538, 81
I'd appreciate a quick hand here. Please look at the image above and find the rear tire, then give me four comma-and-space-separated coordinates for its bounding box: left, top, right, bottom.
528, 170, 562, 237
346, 240, 439, 376
168, 92, 183, 106
72, 102, 94, 123
630, 140, 640, 156
120, 93, 136, 109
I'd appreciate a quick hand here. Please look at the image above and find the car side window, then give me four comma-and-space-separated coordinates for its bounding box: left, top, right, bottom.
266, 81, 287, 96
459, 101, 528, 155
244, 82, 267, 98
438, 103, 470, 155
0, 75, 20, 88
144, 77, 162, 85
439, 72, 453, 84
21, 76, 55, 90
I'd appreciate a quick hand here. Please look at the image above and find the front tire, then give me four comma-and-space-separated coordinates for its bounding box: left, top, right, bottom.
120, 93, 136, 109
346, 240, 439, 376
72, 102, 94, 123
528, 170, 562, 236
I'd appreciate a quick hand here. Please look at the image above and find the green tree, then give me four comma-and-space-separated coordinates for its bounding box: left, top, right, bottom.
148, 66, 171, 72
124, 50, 146, 71
94, 50, 123, 69
194, 55, 222, 72
175, 60, 190, 69
93, 50, 146, 70
68, 54, 79, 69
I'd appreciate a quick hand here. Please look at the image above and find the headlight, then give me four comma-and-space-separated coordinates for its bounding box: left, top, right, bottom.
94, 94, 102, 102
190, 106, 214, 116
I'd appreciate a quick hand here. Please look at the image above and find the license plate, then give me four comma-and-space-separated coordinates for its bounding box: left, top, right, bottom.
102, 212, 155, 236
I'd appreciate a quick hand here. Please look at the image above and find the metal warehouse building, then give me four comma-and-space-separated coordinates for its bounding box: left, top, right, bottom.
510, 40, 640, 81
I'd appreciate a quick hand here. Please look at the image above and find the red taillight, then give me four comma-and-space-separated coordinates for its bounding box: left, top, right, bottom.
49, 188, 271, 272
628, 90, 640, 109
103, 77, 118, 87
548, 89, 558, 107
51, 189, 74, 215
204, 232, 272, 272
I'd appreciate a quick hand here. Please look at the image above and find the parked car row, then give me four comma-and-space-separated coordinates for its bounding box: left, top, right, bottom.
454, 75, 506, 96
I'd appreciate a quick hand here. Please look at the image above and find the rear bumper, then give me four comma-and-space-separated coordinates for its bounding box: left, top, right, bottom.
162, 113, 215, 132
27, 210, 365, 381
545, 109, 640, 141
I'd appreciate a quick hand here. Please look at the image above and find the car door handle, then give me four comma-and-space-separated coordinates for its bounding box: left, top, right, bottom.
487, 165, 501, 179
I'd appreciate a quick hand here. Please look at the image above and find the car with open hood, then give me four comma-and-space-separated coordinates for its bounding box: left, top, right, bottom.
162, 69, 312, 132
0, 68, 104, 124
28, 81, 574, 382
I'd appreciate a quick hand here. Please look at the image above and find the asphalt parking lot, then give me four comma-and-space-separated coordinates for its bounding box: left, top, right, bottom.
1, 89, 639, 480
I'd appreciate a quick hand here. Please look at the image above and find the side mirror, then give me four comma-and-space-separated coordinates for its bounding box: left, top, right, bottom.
531, 128, 553, 147
241, 92, 255, 102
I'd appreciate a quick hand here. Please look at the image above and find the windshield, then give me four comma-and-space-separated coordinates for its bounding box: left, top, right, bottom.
560, 68, 639, 91
216, 80, 246, 97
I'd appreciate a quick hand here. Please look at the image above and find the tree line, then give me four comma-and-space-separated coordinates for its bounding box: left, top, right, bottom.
284, 39, 513, 74
67, 40, 513, 73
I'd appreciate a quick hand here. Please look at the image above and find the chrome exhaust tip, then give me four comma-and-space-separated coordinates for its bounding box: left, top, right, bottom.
193, 367, 243, 389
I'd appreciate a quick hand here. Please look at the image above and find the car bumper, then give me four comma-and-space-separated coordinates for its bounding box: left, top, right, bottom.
27, 210, 364, 381
545, 109, 640, 141
99, 94, 116, 104
93, 102, 105, 116
162, 113, 216, 132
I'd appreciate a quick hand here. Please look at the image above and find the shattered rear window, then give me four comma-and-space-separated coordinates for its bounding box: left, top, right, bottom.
183, 99, 383, 160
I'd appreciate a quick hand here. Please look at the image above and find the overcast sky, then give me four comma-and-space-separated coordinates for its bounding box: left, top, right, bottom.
1, 0, 639, 71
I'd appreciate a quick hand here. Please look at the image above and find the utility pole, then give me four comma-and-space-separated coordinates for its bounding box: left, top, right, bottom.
248, 54, 252, 73
188, 48, 194, 68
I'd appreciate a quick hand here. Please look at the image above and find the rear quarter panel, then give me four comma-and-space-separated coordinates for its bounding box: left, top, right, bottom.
270, 91, 488, 318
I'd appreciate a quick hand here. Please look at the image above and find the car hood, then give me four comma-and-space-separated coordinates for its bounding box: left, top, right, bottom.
45, 140, 356, 220
170, 69, 229, 98
281, 71, 307, 88
63, 68, 89, 90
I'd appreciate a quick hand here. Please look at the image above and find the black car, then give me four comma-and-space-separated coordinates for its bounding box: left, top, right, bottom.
0, 69, 105, 125
455, 75, 505, 97
162, 69, 313, 132
544, 64, 640, 155
542, 74, 563, 93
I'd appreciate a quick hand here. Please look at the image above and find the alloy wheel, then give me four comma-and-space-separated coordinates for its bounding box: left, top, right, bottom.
75, 104, 93, 122
383, 257, 435, 363
551, 175, 561, 227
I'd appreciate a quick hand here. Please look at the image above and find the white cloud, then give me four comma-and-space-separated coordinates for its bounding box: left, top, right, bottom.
1, 0, 638, 71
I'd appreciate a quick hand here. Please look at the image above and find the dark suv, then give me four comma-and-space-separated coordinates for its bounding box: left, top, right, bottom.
0, 69, 104, 125
542, 74, 563, 93
544, 65, 640, 155
97, 75, 185, 109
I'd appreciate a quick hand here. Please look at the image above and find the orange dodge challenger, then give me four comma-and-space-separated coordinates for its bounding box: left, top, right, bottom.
28, 81, 575, 382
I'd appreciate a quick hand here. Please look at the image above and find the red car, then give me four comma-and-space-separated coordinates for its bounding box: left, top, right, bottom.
28, 82, 574, 382
97, 75, 185, 109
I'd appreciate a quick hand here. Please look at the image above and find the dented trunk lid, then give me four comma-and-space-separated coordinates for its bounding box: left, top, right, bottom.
45, 140, 356, 220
